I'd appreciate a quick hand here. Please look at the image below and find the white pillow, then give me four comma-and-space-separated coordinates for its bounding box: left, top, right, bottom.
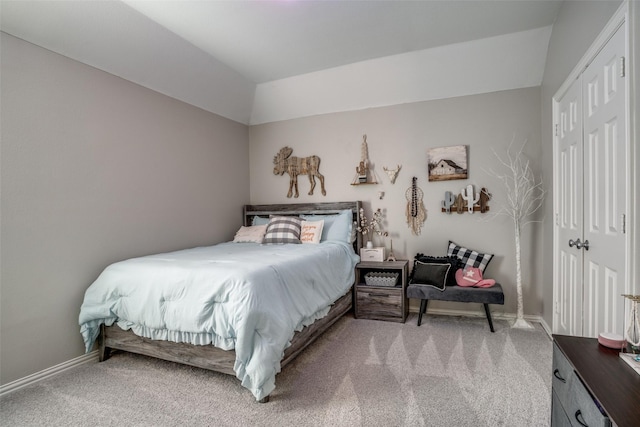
300, 220, 324, 244
233, 225, 268, 243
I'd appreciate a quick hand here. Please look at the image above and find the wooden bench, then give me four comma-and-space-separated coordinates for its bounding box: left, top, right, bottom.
407, 283, 504, 332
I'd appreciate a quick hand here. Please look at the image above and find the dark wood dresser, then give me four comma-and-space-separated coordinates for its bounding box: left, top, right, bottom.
552, 335, 640, 427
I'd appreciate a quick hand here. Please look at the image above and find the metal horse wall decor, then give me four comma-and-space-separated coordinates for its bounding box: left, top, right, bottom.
273, 147, 326, 198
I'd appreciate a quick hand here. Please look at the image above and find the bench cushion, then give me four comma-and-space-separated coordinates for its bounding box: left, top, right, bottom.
407, 283, 504, 305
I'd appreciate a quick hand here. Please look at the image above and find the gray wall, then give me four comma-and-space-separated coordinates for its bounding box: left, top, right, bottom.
3, 0, 636, 388
539, 0, 623, 329
0, 34, 250, 384
250, 87, 543, 317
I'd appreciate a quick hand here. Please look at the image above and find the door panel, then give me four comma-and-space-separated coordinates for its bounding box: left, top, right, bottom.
553, 24, 627, 338
581, 26, 627, 337
555, 76, 583, 336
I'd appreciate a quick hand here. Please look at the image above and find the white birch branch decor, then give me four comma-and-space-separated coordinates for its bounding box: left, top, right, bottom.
487, 139, 545, 329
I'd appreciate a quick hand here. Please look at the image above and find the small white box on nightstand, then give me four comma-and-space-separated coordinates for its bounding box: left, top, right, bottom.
360, 247, 385, 262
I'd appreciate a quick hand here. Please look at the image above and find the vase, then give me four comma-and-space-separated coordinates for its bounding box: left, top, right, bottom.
366, 241, 373, 249
626, 299, 640, 354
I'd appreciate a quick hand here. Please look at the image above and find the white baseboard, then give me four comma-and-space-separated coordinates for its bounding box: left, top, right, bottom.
0, 350, 99, 397
538, 318, 553, 338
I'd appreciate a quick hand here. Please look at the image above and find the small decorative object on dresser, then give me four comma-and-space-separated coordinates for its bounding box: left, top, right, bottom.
622, 294, 640, 354
273, 146, 326, 198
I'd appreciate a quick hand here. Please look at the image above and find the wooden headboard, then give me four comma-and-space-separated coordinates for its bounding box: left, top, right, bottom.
243, 202, 363, 252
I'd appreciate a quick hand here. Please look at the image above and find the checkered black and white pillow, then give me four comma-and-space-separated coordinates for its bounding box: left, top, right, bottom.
263, 216, 303, 244
447, 241, 494, 273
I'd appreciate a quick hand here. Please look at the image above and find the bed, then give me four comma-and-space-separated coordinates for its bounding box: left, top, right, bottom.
79, 202, 362, 402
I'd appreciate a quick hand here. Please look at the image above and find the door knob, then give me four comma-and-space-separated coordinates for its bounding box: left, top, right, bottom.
569, 238, 589, 250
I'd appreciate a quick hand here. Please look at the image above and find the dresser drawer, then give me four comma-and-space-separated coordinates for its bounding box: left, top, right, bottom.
552, 390, 572, 427
566, 372, 611, 427
356, 287, 402, 320
552, 342, 573, 405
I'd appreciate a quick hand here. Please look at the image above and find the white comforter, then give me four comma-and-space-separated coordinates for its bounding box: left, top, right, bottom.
79, 241, 359, 400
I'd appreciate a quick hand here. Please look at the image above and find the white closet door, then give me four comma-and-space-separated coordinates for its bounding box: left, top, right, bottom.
581, 26, 627, 337
555, 76, 583, 336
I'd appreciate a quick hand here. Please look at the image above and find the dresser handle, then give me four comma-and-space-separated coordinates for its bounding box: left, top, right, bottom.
553, 369, 566, 383
574, 410, 588, 426
369, 292, 389, 298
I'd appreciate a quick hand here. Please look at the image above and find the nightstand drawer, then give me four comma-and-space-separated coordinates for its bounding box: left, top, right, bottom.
356, 288, 402, 319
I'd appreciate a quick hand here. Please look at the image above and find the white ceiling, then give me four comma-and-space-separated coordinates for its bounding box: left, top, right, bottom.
1, 0, 563, 124
123, 0, 562, 83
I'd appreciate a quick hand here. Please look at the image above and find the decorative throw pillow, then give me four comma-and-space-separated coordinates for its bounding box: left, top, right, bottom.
414, 254, 463, 287
409, 261, 451, 291
300, 220, 324, 244
263, 216, 303, 244
233, 225, 268, 243
447, 241, 494, 273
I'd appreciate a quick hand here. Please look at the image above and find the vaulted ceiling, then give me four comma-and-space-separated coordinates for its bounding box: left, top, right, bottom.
1, 0, 563, 124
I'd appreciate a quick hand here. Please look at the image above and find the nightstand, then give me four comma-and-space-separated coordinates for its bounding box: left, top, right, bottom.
354, 260, 409, 323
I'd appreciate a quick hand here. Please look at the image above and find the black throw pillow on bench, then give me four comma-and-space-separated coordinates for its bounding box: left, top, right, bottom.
412, 254, 464, 287
410, 261, 451, 291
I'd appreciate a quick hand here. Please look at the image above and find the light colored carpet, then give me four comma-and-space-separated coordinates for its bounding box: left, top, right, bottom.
1, 314, 552, 426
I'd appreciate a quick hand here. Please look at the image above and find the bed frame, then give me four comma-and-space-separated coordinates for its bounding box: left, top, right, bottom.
98, 201, 362, 402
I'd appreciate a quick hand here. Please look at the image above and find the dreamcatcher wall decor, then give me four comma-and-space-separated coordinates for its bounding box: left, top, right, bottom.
405, 176, 427, 235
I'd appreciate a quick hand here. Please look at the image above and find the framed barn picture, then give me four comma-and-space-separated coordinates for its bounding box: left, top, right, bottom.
427, 145, 468, 181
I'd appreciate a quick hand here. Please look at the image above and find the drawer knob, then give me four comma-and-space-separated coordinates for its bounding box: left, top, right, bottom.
553, 369, 566, 383
574, 410, 588, 427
